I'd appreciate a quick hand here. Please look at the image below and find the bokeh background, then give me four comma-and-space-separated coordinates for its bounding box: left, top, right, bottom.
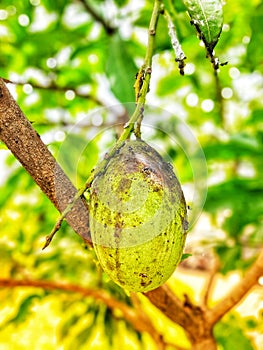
0, 0, 263, 349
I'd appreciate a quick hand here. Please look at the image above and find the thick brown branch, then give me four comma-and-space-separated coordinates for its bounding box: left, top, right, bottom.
145, 285, 217, 348
207, 250, 263, 324
0, 78, 91, 244
145, 284, 190, 329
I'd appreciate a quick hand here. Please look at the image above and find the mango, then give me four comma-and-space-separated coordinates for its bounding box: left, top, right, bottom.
89, 139, 188, 292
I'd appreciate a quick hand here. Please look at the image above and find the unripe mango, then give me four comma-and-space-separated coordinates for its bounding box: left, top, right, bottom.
89, 139, 188, 292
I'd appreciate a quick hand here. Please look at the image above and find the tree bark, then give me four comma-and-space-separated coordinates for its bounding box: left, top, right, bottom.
0, 78, 91, 243
191, 338, 217, 350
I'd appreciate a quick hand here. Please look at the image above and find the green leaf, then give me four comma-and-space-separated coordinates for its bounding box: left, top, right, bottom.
0, 294, 41, 330
215, 315, 254, 350
105, 34, 137, 103
204, 134, 262, 160
134, 8, 152, 27
171, 0, 187, 12
113, 0, 129, 7
246, 3, 263, 71
181, 253, 192, 261
205, 178, 263, 238
104, 308, 117, 345
216, 245, 243, 274
183, 0, 223, 52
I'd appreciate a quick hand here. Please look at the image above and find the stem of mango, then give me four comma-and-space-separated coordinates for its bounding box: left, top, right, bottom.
43, 0, 162, 249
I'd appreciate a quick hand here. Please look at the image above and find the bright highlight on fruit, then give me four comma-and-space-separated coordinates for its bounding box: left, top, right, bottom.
89, 139, 188, 292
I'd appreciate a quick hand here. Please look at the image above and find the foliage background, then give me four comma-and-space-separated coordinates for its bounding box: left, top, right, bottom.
0, 0, 263, 349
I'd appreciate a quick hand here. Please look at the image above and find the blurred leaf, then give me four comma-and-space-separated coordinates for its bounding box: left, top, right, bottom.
155, 15, 174, 52
183, 0, 223, 51
58, 303, 99, 341
205, 178, 263, 238
171, 0, 187, 12
0, 294, 41, 330
248, 109, 263, 125
204, 133, 262, 160
215, 244, 253, 274
113, 0, 129, 6
246, 3, 263, 71
181, 253, 192, 261
215, 315, 254, 350
133, 7, 152, 27
246, 318, 258, 329
156, 73, 182, 96
105, 34, 137, 103
66, 304, 102, 349
59, 314, 80, 340
104, 308, 117, 345
0, 0, 263, 348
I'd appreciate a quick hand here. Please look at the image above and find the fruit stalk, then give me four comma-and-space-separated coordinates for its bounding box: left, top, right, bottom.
43, 0, 164, 248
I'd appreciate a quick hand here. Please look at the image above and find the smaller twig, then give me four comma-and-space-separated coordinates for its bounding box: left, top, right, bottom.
0, 278, 168, 348
213, 70, 226, 129
43, 187, 91, 250
1, 77, 103, 105
133, 106, 144, 139
42, 216, 64, 250
203, 258, 219, 306
163, 9, 186, 75
207, 249, 263, 325
76, 0, 116, 35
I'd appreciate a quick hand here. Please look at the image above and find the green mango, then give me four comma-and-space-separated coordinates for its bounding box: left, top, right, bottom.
89, 139, 188, 292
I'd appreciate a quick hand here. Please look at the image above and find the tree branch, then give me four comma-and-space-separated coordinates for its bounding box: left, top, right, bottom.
0, 278, 166, 349
145, 285, 217, 349
203, 257, 220, 306
207, 249, 263, 325
145, 284, 190, 329
2, 78, 104, 105
76, 0, 116, 35
0, 78, 91, 244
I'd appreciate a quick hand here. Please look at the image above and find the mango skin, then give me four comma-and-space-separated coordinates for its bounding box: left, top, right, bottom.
89, 139, 188, 292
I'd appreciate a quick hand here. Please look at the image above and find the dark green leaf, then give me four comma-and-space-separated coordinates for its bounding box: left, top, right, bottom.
205, 179, 263, 238
183, 0, 223, 51
216, 245, 242, 274
248, 109, 263, 125
204, 134, 262, 160
171, 0, 187, 12
215, 315, 254, 350
113, 0, 129, 7
59, 314, 80, 340
105, 34, 138, 103
181, 253, 192, 261
246, 3, 263, 71
0, 294, 41, 330
133, 8, 152, 27
246, 318, 258, 329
